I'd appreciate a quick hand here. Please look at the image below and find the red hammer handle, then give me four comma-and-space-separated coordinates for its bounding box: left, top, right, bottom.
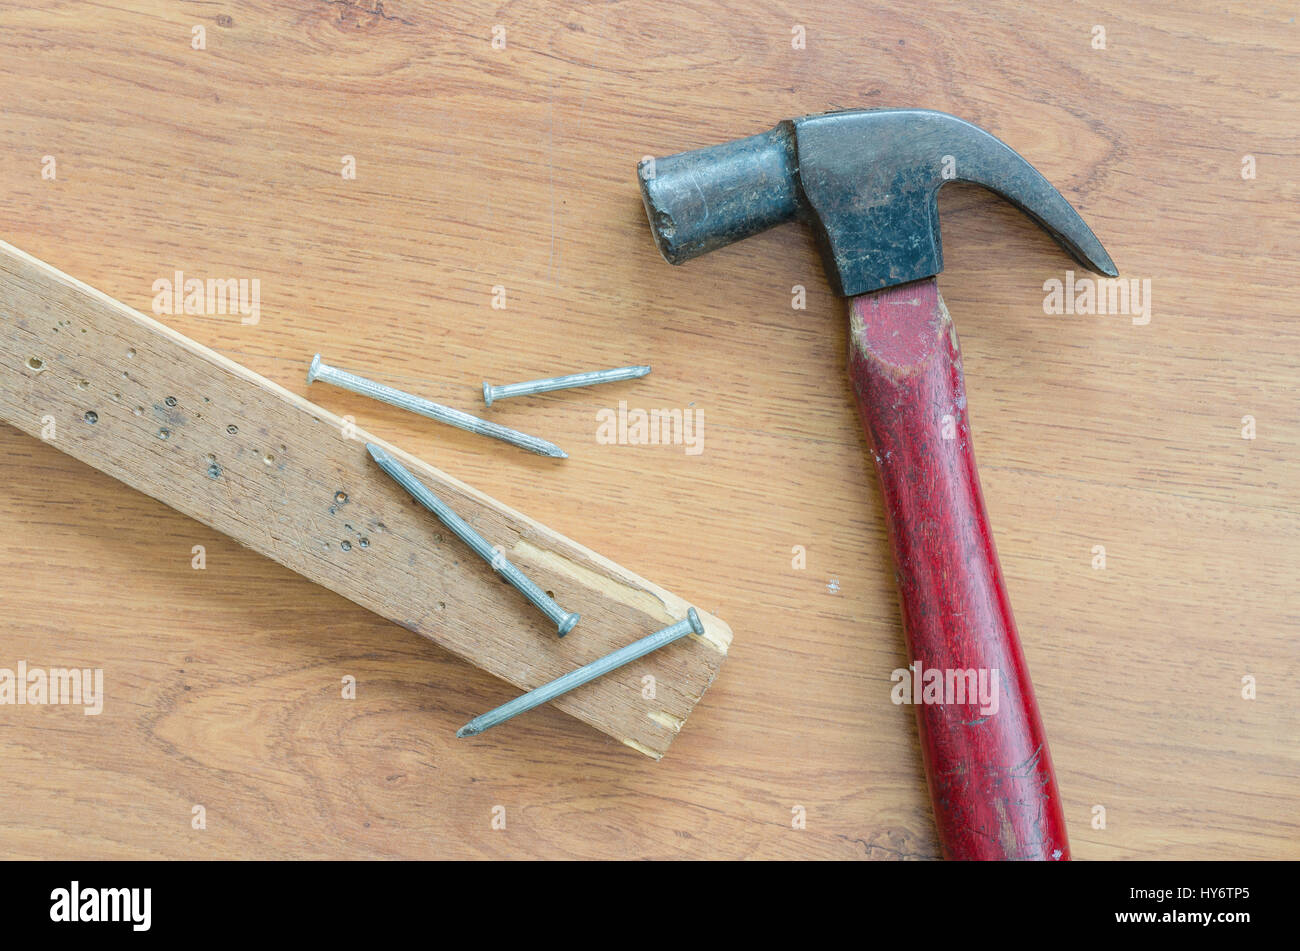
849, 277, 1069, 860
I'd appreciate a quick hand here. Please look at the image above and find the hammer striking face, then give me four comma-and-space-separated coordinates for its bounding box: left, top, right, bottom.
638, 108, 1116, 860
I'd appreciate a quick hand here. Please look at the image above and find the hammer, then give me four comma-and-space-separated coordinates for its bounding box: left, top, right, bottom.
637, 108, 1116, 860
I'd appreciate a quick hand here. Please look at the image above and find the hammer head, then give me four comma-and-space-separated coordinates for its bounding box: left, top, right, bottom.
638, 109, 1116, 296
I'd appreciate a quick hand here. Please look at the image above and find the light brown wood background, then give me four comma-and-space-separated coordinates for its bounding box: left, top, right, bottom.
1, 0, 1296, 860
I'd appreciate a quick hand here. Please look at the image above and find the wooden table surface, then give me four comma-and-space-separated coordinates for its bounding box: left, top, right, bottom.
1, 1, 1295, 860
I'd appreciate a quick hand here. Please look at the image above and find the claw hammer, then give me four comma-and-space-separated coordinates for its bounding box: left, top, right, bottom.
637, 109, 1116, 860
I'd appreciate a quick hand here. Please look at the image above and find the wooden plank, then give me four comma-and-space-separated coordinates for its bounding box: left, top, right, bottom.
0, 240, 731, 758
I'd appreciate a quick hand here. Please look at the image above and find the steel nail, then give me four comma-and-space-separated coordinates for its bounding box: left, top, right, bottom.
482, 365, 651, 406
365, 443, 580, 637
456, 608, 705, 737
308, 355, 567, 458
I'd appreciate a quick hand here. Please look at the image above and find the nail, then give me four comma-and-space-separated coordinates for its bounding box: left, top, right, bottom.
366, 443, 580, 637
482, 365, 651, 406
457, 608, 704, 737
308, 355, 567, 458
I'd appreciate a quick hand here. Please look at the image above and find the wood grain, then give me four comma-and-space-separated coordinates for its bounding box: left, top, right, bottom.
0, 240, 730, 758
0, 0, 1296, 859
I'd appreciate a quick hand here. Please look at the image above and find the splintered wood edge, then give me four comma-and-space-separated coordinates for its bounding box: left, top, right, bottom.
0, 239, 732, 758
